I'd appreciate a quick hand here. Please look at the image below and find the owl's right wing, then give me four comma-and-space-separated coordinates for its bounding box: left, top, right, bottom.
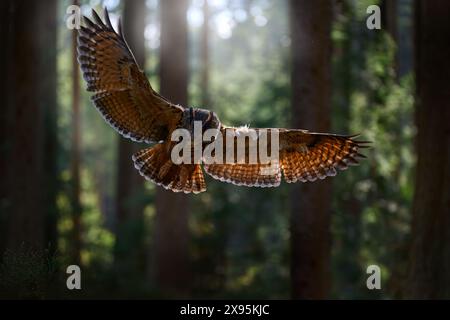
77, 9, 183, 143
203, 127, 369, 187
278, 130, 369, 182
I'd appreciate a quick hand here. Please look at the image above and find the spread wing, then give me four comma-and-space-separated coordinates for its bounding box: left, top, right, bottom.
278, 130, 368, 182
203, 127, 369, 187
77, 9, 183, 143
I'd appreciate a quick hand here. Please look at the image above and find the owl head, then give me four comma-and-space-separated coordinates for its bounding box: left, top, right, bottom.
182, 107, 221, 136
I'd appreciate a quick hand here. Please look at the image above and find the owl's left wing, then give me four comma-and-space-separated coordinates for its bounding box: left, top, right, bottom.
203, 127, 369, 187
77, 9, 183, 143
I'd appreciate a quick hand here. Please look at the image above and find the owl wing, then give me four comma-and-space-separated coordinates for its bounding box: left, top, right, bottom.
203, 127, 282, 187
278, 130, 369, 182
203, 127, 369, 187
77, 9, 183, 143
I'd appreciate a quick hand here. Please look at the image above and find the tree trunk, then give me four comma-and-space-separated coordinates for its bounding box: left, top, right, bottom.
1, 0, 58, 258
2, 0, 46, 252
39, 0, 58, 258
200, 0, 210, 108
397, 0, 414, 78
0, 0, 15, 257
71, 0, 82, 266
406, 0, 450, 299
114, 0, 147, 278
289, 0, 333, 299
382, 0, 398, 77
155, 0, 191, 296
382, 0, 398, 41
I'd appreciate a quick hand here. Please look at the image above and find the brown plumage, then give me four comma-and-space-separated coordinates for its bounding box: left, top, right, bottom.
77, 8, 370, 194
203, 127, 368, 187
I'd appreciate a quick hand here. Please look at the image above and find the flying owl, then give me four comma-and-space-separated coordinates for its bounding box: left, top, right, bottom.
77, 9, 369, 194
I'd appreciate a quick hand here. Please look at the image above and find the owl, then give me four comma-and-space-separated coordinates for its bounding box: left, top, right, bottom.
77, 9, 369, 194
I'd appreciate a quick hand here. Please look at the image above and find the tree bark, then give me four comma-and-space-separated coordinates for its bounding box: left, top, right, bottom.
155, 0, 191, 296
2, 0, 45, 252
200, 0, 210, 108
39, 0, 58, 258
406, 0, 450, 299
0, 0, 15, 257
289, 0, 333, 299
0, 0, 61, 255
382, 0, 398, 41
114, 0, 147, 277
71, 0, 82, 266
382, 0, 398, 77
397, 0, 414, 78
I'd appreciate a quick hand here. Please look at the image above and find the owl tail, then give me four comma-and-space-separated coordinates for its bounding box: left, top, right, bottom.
132, 144, 206, 194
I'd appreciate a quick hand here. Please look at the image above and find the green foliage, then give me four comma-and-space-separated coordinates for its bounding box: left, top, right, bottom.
331, 9, 414, 298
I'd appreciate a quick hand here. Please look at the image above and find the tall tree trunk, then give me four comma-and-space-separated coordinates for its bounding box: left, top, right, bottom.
0, 1, 58, 298
200, 0, 210, 108
397, 0, 414, 78
155, 0, 191, 296
39, 0, 58, 258
114, 0, 147, 278
289, 0, 332, 299
0, 0, 15, 257
71, 0, 82, 266
406, 0, 450, 299
382, 0, 398, 77
382, 0, 398, 41
1, 0, 58, 256
2, 0, 46, 252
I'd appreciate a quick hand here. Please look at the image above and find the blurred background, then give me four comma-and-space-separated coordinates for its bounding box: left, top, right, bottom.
1, 0, 449, 299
